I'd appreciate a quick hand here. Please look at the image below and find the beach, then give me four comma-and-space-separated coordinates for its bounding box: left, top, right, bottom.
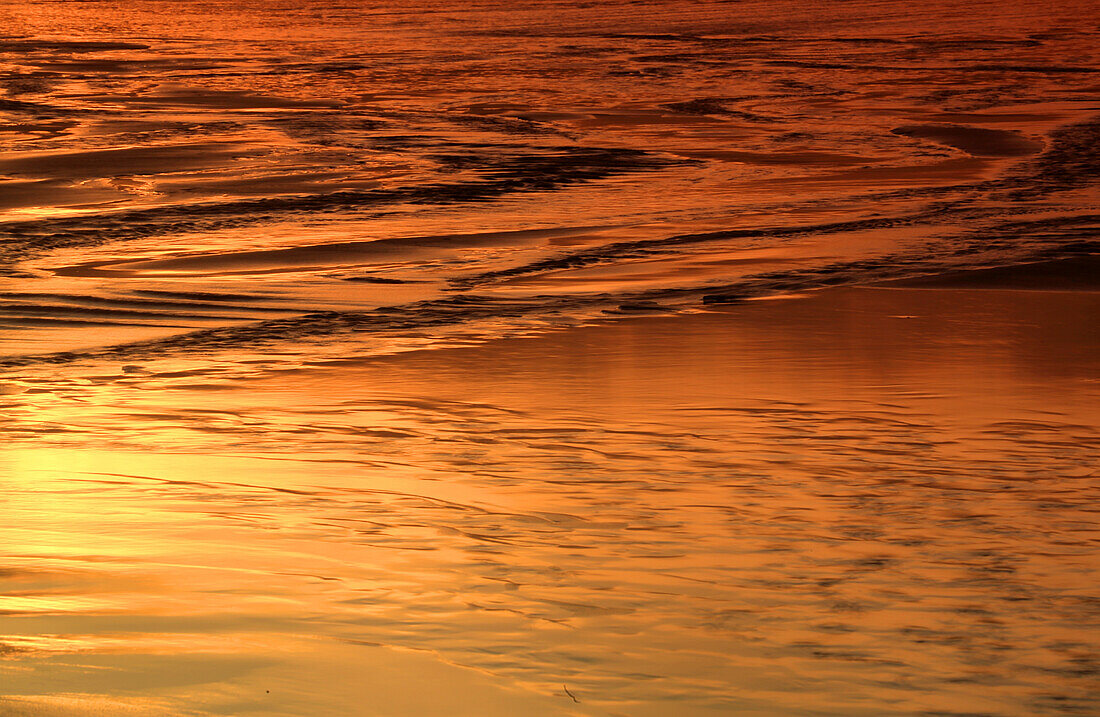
3, 281, 1097, 716
2, 0, 1099, 713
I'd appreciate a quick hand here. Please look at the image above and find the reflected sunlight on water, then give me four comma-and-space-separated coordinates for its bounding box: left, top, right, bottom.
2, 288, 1097, 715
2, 0, 1099, 713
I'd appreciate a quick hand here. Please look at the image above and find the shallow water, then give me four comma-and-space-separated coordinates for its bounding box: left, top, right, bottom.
2, 1, 1099, 715
3, 287, 1098, 716
2, 0, 1099, 365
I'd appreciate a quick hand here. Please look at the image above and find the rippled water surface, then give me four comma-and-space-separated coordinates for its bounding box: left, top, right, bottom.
1, 0, 1098, 714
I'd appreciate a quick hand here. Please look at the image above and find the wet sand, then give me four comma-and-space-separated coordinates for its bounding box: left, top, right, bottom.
879, 255, 1100, 291
2, 1, 1098, 713
2, 283, 1097, 716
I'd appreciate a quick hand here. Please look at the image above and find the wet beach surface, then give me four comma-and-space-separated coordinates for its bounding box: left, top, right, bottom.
2, 286, 1098, 716
2, 0, 1099, 365
1, 0, 1099, 714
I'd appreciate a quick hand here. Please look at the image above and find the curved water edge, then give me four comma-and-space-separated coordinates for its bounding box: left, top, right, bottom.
2, 0, 1099, 372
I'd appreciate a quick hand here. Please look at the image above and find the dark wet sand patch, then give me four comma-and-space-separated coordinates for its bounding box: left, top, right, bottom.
891, 124, 1042, 157
0, 120, 76, 138
132, 289, 286, 303
154, 172, 382, 197
0, 302, 258, 322
89, 88, 344, 110
28, 58, 226, 73
492, 252, 811, 292
0, 39, 150, 53
675, 149, 878, 166
877, 256, 1100, 291
0, 179, 125, 210
574, 111, 726, 128
758, 157, 993, 186
53, 226, 616, 278
0, 143, 263, 180
0, 293, 297, 313
0, 317, 194, 328
502, 110, 590, 122
910, 111, 1065, 124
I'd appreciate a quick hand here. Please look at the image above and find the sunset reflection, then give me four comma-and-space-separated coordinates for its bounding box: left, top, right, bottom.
2, 0, 1099, 714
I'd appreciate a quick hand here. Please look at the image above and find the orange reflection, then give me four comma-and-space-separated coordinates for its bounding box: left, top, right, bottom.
3, 288, 1098, 715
